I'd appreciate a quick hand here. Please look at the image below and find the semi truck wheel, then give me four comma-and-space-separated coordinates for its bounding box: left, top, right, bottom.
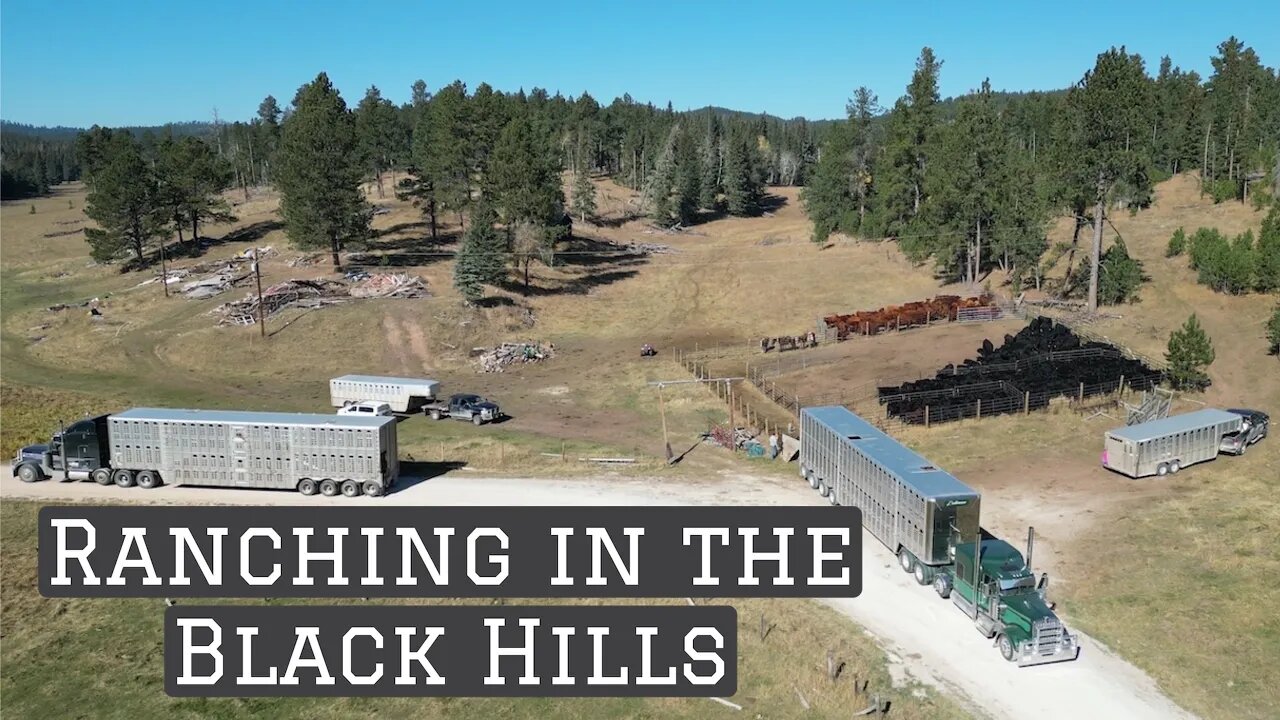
914, 562, 933, 585
297, 478, 318, 496
363, 481, 384, 497
933, 573, 952, 598
92, 468, 112, 485
1156, 463, 1169, 476
806, 471, 818, 489
136, 470, 161, 489
112, 469, 136, 488
319, 479, 339, 497
817, 481, 829, 497
898, 548, 914, 573
340, 480, 360, 498
997, 634, 1016, 662
1169, 461, 1181, 473
16, 464, 42, 483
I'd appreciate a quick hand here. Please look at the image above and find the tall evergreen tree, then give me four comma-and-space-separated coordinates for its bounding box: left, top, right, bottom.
1063, 47, 1155, 312
274, 72, 371, 271
570, 163, 597, 222
355, 85, 403, 198
643, 125, 679, 224
918, 79, 1005, 282
488, 113, 568, 293
876, 48, 942, 236
83, 132, 166, 263
674, 124, 702, 225
453, 200, 506, 302
698, 115, 722, 210
724, 131, 764, 217
422, 81, 473, 226
1166, 314, 1215, 390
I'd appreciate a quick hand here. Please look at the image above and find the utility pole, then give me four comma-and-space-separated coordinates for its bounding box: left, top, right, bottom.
253, 247, 266, 337
657, 382, 673, 464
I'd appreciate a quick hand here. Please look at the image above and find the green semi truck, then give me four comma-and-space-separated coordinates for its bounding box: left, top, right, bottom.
800, 406, 1078, 667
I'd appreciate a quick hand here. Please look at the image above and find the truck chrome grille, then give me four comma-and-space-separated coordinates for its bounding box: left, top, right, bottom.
1031, 617, 1064, 654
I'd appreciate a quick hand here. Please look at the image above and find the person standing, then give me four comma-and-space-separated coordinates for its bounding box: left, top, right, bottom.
768, 432, 780, 460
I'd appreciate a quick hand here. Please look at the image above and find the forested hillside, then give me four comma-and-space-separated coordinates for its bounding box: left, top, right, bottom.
803, 37, 1280, 313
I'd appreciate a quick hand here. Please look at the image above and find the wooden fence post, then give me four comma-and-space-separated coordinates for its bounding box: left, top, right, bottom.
925, 406, 930, 428
1024, 391, 1030, 415
561, 441, 566, 462
1078, 382, 1084, 403
1118, 374, 1125, 398
977, 398, 982, 419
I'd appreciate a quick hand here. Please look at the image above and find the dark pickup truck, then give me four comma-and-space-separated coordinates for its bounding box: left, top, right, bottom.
423, 393, 503, 425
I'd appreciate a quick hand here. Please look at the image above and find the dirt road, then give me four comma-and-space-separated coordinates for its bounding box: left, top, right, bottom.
3, 468, 1194, 720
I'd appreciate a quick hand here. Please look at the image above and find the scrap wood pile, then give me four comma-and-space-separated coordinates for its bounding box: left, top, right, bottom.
473, 341, 556, 373
135, 247, 280, 299
823, 294, 996, 338
211, 272, 429, 326
705, 426, 764, 455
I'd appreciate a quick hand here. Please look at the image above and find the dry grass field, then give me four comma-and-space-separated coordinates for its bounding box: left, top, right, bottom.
2, 170, 1279, 718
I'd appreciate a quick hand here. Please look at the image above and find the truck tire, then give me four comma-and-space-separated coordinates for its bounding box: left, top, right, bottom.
806, 470, 818, 489
1169, 460, 1181, 474
828, 492, 839, 506
430, 410, 442, 420
16, 464, 42, 483
92, 468, 113, 485
914, 561, 933, 585
112, 469, 136, 488
363, 481, 384, 497
1156, 462, 1169, 476
472, 415, 484, 426
297, 478, 318, 496
340, 480, 360, 498
933, 573, 952, 598
898, 547, 914, 573
319, 479, 339, 497
136, 470, 161, 489
997, 634, 1017, 662
818, 481, 830, 497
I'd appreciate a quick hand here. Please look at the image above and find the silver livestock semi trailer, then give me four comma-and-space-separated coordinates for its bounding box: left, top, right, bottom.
800, 406, 981, 580
13, 408, 399, 497
330, 375, 441, 413
1102, 408, 1243, 478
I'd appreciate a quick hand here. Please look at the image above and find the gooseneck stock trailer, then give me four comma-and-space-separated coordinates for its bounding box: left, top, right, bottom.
13, 408, 399, 497
330, 375, 441, 413
1102, 408, 1244, 478
800, 406, 1078, 666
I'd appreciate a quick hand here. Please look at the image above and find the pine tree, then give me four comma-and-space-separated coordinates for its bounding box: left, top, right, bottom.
1166, 314, 1215, 390
156, 135, 236, 242
643, 125, 678, 224
83, 132, 166, 264
877, 48, 942, 236
1063, 47, 1155, 313
724, 132, 764, 217
1166, 227, 1187, 257
421, 81, 472, 226
453, 200, 506, 302
919, 79, 1005, 282
698, 115, 722, 210
570, 165, 597, 222
1255, 202, 1280, 292
1097, 238, 1145, 304
487, 114, 568, 293
274, 72, 371, 271
802, 121, 855, 242
1267, 304, 1280, 356
355, 85, 403, 198
674, 124, 701, 225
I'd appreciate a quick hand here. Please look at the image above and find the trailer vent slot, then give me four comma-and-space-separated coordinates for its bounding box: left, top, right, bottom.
847, 435, 862, 440
916, 465, 937, 472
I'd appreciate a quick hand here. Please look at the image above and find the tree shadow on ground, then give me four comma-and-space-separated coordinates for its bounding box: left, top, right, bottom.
120, 219, 286, 272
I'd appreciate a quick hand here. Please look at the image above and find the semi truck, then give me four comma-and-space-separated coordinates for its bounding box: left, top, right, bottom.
1102, 408, 1245, 478
330, 374, 441, 413
800, 406, 1078, 667
12, 407, 399, 497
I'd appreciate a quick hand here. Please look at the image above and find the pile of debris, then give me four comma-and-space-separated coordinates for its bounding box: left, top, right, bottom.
349, 272, 428, 298
705, 425, 763, 454
473, 341, 556, 373
211, 272, 429, 326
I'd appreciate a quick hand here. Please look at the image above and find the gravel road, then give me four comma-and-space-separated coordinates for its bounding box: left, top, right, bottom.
2, 467, 1195, 720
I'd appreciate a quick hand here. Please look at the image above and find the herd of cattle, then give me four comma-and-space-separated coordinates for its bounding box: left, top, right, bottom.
823, 294, 997, 339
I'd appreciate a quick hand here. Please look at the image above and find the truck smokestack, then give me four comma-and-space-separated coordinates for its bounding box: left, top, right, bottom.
1026, 526, 1035, 571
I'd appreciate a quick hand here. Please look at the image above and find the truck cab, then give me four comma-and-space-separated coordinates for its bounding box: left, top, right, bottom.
933, 538, 1079, 666
13, 415, 111, 483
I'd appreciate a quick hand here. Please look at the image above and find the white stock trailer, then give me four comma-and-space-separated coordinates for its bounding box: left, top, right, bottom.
330, 374, 441, 413
800, 406, 981, 575
1102, 408, 1244, 478
14, 407, 400, 497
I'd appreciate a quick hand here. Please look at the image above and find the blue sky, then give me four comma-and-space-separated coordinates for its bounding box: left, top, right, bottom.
2, 1, 1277, 127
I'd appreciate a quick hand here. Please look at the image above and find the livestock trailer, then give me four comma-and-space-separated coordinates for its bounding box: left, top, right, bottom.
330, 374, 441, 413
1102, 408, 1244, 478
800, 406, 980, 572
14, 408, 399, 497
